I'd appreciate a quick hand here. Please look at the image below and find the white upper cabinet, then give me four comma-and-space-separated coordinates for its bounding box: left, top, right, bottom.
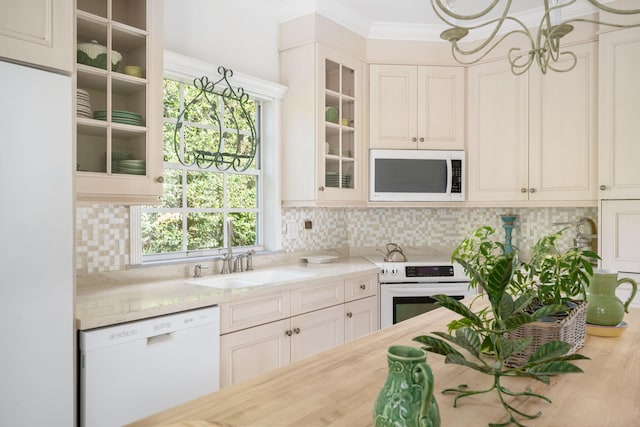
528, 42, 597, 202
599, 27, 640, 200
0, 0, 73, 72
74, 0, 164, 204
370, 64, 465, 150
467, 42, 597, 204
467, 59, 529, 202
281, 43, 365, 205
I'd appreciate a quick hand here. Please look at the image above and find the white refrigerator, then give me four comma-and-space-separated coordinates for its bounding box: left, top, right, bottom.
0, 60, 74, 425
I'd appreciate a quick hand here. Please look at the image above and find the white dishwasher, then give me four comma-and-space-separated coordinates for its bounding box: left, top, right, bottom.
79, 306, 220, 427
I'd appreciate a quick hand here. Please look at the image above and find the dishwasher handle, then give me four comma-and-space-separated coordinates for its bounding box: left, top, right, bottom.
147, 332, 174, 346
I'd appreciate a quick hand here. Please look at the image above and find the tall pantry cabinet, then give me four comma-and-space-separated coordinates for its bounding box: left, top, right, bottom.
598, 27, 640, 308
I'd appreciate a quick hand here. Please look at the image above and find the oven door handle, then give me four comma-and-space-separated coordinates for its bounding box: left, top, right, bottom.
381, 287, 444, 295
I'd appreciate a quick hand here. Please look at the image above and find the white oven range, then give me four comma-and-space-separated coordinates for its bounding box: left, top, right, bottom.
365, 257, 473, 328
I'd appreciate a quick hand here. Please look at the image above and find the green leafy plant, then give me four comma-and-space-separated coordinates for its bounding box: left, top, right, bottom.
413, 252, 589, 427
452, 226, 599, 308
517, 229, 598, 306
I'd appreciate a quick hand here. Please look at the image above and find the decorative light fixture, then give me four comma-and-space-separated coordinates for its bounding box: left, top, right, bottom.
432, 0, 640, 75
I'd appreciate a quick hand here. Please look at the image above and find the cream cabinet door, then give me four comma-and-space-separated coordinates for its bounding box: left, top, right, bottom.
290, 304, 345, 362
219, 291, 291, 334
369, 64, 418, 149
219, 318, 291, 388
467, 60, 529, 201
290, 280, 344, 315
599, 27, 640, 200
344, 273, 377, 301
370, 64, 464, 150
600, 200, 640, 274
528, 42, 597, 201
0, 0, 72, 72
416, 66, 465, 150
345, 296, 378, 341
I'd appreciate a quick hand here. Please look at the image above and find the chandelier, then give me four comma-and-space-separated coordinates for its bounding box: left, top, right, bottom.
432, 0, 640, 75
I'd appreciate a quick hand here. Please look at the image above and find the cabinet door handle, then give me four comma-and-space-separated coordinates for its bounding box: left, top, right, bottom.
293, 327, 301, 334
529, 188, 536, 193
520, 188, 527, 193
419, 137, 424, 142
600, 185, 607, 190
155, 176, 165, 183
411, 137, 417, 142
318, 186, 325, 191
285, 330, 293, 337
346, 312, 353, 318
360, 284, 366, 290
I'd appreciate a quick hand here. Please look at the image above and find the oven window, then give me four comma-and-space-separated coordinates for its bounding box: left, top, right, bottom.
393, 295, 464, 324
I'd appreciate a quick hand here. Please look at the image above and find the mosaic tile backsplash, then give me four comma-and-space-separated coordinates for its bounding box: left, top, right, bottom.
76, 205, 597, 273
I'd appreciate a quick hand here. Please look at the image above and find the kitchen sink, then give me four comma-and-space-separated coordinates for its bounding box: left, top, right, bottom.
188, 269, 315, 289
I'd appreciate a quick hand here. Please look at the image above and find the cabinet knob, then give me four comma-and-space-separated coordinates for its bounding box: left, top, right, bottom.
411, 137, 417, 142
600, 185, 607, 191
155, 176, 165, 183
529, 188, 536, 193
346, 312, 353, 318
293, 327, 301, 334
419, 137, 424, 142
285, 330, 293, 337
520, 188, 527, 193
319, 186, 325, 191
359, 284, 366, 290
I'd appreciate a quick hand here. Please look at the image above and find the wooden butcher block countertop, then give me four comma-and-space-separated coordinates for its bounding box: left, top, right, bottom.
127, 299, 640, 427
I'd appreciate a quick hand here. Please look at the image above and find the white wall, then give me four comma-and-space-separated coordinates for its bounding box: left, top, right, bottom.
163, 0, 281, 82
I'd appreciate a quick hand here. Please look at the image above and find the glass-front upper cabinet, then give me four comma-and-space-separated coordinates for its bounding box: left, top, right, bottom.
324, 59, 355, 191
75, 0, 163, 204
318, 45, 362, 202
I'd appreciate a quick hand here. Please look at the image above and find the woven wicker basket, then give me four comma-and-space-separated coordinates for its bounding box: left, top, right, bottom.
505, 300, 587, 367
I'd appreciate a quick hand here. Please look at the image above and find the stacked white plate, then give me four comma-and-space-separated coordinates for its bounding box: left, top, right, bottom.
77, 89, 92, 118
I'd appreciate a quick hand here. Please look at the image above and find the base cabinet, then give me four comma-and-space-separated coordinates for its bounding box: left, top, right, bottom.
600, 199, 640, 273
291, 305, 345, 362
219, 273, 378, 388
345, 296, 377, 341
219, 319, 291, 388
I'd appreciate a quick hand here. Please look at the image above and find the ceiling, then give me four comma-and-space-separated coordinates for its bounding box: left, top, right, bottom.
261, 0, 609, 41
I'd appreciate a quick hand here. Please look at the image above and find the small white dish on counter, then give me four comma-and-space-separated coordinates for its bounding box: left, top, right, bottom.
300, 255, 339, 264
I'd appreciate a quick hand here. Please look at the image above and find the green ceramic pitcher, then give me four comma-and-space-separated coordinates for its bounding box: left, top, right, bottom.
586, 269, 638, 326
374, 345, 440, 427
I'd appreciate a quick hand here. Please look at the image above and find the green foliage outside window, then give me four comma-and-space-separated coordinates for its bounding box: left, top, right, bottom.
141, 78, 260, 257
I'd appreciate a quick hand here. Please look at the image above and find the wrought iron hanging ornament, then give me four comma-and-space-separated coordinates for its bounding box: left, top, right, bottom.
173, 66, 258, 171
432, 0, 640, 76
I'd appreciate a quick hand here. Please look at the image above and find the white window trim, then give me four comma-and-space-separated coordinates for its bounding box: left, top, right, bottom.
130, 50, 287, 266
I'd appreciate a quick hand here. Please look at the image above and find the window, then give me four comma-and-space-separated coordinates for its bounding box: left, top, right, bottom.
131, 52, 286, 265
138, 78, 261, 262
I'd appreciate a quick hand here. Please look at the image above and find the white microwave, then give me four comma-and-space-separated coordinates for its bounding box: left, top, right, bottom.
369, 149, 465, 202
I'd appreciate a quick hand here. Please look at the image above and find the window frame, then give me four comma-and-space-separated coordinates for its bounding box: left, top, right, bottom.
130, 50, 287, 266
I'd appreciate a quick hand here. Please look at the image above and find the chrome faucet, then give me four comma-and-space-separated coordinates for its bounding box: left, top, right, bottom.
221, 219, 234, 274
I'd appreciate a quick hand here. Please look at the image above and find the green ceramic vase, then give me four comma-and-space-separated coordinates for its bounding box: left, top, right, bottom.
586, 269, 638, 326
374, 345, 440, 427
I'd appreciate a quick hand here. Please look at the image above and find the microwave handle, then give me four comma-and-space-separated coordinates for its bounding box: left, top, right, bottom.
446, 158, 453, 194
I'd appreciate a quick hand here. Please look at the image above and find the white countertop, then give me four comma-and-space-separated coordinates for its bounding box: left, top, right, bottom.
76, 257, 379, 330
